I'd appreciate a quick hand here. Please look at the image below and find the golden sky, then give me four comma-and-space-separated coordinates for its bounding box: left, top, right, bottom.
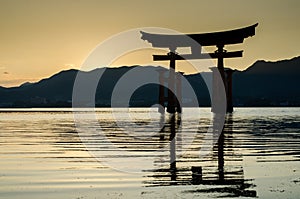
0, 0, 299, 87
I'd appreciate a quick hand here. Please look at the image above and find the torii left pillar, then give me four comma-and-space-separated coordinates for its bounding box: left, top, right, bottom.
167, 52, 176, 113
157, 56, 183, 114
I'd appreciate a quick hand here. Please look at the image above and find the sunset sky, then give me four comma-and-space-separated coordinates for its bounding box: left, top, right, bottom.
0, 0, 299, 87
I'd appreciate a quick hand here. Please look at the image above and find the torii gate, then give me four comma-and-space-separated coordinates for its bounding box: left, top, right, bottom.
141, 23, 258, 113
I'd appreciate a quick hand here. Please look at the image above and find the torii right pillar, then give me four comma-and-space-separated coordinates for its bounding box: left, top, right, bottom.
211, 66, 235, 113
225, 68, 235, 113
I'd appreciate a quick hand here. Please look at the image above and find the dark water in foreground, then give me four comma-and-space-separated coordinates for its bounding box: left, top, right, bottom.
0, 108, 299, 199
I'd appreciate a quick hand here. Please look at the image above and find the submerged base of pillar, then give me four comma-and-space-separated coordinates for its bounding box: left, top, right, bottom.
166, 105, 182, 113
176, 105, 182, 113
211, 105, 234, 113
167, 106, 176, 114
227, 106, 233, 113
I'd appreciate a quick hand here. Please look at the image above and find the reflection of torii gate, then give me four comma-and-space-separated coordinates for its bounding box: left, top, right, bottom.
141, 23, 258, 113
144, 115, 257, 197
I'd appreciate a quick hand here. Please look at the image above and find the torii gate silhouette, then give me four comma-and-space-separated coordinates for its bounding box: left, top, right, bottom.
141, 23, 258, 113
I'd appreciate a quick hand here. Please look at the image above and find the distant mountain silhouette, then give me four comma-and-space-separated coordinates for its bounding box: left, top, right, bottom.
0, 57, 299, 107
233, 57, 300, 106
243, 57, 300, 75
19, 82, 34, 87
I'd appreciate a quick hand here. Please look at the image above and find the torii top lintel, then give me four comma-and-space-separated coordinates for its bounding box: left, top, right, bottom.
141, 23, 258, 50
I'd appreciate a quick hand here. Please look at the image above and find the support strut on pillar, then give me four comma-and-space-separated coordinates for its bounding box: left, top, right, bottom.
210, 67, 224, 113
225, 69, 235, 113
176, 72, 184, 113
157, 69, 166, 113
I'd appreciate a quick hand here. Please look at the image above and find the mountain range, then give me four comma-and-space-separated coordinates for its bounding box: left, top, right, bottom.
0, 56, 299, 107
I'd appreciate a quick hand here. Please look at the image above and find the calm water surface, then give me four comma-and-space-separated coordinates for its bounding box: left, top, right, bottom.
0, 108, 299, 198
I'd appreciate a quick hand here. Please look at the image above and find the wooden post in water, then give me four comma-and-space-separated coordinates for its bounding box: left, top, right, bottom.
191, 166, 202, 184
